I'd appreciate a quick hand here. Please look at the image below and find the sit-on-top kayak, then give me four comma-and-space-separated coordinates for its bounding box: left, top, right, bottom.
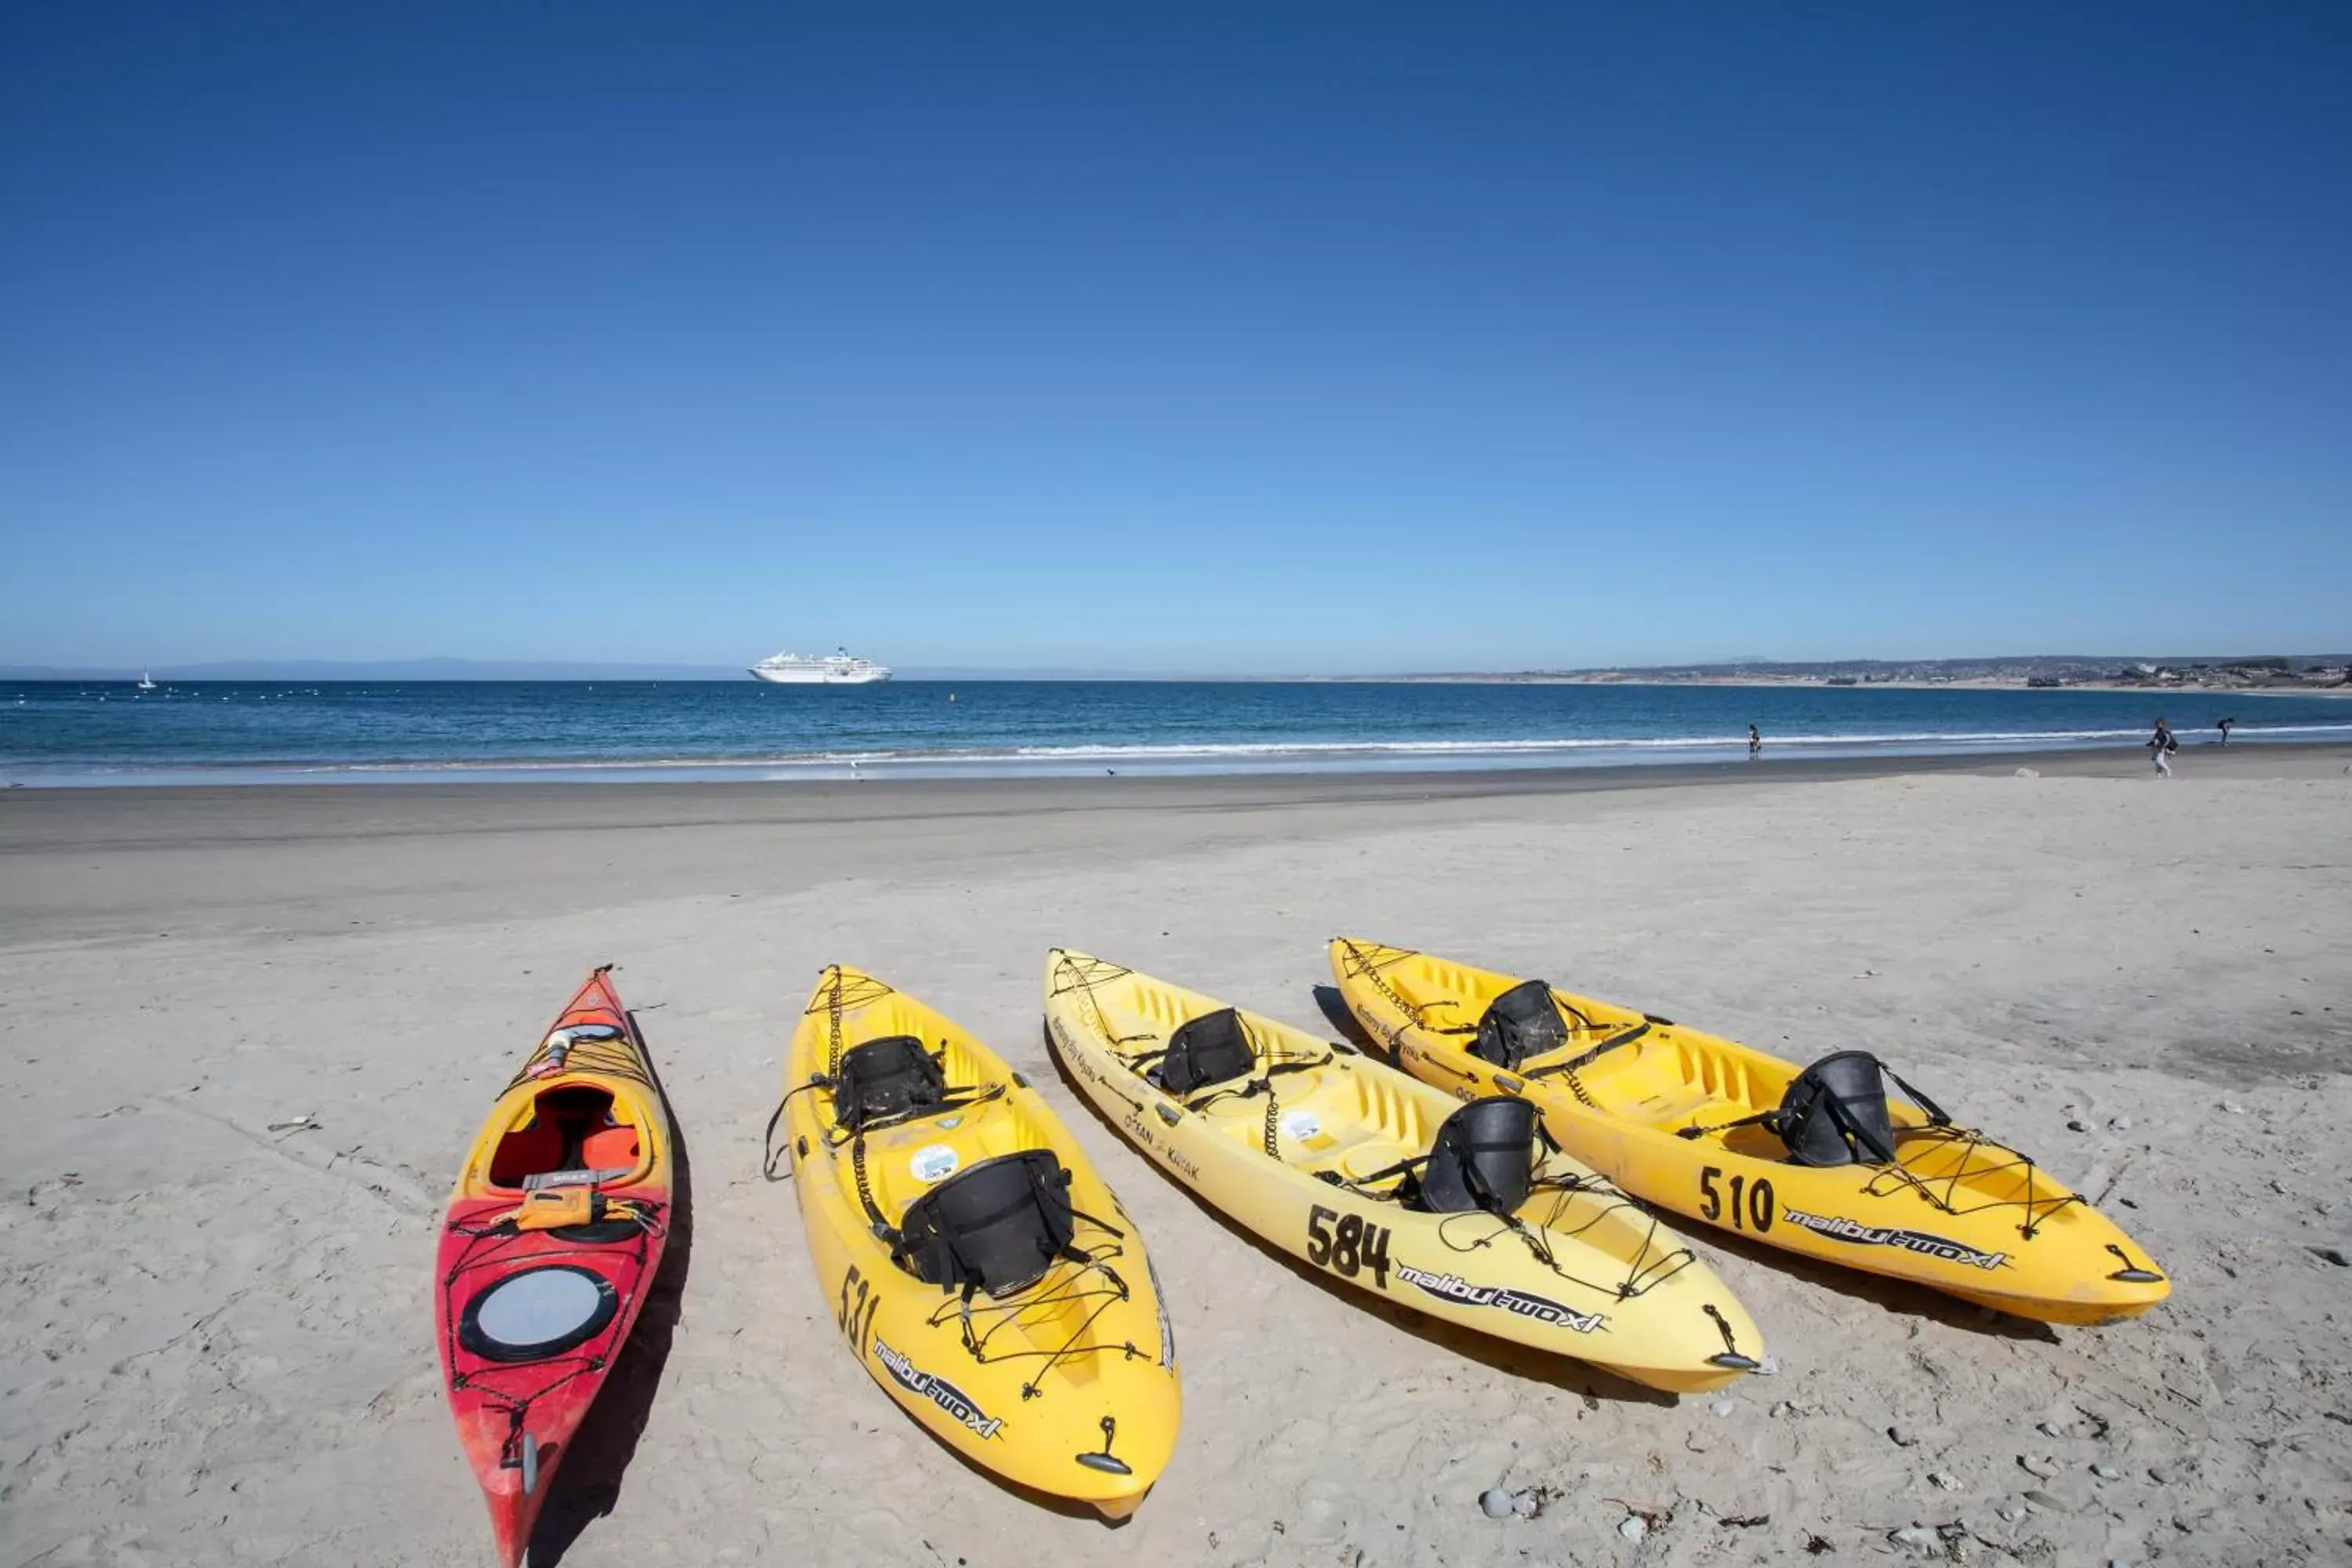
1044, 950, 1762, 1393
774, 967, 1180, 1519
436, 967, 674, 1567
1329, 939, 2169, 1327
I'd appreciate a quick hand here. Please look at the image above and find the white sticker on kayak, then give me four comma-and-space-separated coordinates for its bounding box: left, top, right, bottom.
1278, 1109, 1322, 1142
910, 1145, 960, 1184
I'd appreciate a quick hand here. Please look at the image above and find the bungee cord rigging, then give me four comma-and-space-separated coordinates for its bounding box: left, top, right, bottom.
927, 1223, 1141, 1399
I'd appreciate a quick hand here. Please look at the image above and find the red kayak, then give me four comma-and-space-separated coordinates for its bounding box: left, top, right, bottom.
435, 969, 673, 1566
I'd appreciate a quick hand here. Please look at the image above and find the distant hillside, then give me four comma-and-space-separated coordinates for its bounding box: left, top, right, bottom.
1563, 653, 2352, 678
1338, 653, 2352, 685
1547, 653, 2352, 684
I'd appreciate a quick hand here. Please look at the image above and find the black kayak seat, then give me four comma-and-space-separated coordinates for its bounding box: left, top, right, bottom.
1152, 1007, 1256, 1096
1471, 979, 1570, 1071
833, 1035, 949, 1133
1773, 1050, 1900, 1167
1410, 1096, 1538, 1214
893, 1149, 1077, 1297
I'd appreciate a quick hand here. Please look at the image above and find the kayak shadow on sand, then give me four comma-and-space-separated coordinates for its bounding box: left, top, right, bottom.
528, 1008, 695, 1567
1311, 985, 1388, 1061
1317, 985, 2060, 1346
1682, 1220, 2062, 1344
1041, 1024, 1678, 1410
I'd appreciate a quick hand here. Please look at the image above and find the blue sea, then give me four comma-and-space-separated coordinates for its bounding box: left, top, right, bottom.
3, 680, 2347, 786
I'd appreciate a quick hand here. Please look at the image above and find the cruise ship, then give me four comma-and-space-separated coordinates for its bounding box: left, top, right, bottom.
747, 647, 893, 684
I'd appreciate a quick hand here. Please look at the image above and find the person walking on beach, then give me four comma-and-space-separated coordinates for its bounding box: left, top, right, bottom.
2218, 716, 2236, 746
1748, 723, 1762, 758
2148, 717, 2177, 776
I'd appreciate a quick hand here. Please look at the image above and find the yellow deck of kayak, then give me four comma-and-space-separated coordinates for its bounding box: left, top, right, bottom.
1044, 950, 1762, 1394
779, 967, 1180, 1518
1330, 938, 2170, 1327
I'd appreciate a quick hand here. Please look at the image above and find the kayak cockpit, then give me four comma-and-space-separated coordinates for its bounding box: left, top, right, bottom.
487, 1084, 649, 1189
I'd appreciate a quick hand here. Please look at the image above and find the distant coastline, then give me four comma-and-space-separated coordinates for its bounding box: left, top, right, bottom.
1312, 654, 2352, 697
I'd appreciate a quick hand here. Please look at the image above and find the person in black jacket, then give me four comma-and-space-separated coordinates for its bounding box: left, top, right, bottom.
2149, 717, 2178, 776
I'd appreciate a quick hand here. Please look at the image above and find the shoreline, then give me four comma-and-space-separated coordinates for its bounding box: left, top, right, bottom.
9, 731, 2350, 793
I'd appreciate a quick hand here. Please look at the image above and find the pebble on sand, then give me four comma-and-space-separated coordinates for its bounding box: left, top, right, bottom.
1476, 1486, 1543, 1521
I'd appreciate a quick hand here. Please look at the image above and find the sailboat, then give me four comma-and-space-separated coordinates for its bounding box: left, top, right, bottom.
136, 671, 158, 691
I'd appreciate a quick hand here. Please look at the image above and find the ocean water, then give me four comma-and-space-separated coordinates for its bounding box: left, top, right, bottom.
3, 679, 2347, 786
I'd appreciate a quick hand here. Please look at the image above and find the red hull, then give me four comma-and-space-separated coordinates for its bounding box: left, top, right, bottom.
436, 972, 671, 1566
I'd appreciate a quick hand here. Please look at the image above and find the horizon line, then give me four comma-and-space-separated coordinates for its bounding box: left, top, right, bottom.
5, 650, 2348, 684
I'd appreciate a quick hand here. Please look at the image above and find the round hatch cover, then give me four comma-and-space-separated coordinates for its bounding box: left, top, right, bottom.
459, 1265, 619, 1363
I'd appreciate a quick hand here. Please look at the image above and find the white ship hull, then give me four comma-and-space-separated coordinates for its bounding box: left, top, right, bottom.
748, 664, 892, 684
748, 648, 892, 684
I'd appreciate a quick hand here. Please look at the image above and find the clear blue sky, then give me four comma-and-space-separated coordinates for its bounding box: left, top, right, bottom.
5, 3, 2347, 673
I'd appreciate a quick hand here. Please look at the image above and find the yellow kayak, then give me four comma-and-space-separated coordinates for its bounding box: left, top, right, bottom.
1330, 939, 2170, 1327
1044, 950, 1762, 1394
775, 967, 1180, 1519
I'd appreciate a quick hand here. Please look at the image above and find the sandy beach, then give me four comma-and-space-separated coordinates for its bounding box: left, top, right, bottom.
4, 744, 2349, 1567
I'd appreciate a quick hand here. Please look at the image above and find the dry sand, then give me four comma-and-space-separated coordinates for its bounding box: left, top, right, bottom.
3, 746, 2350, 1566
